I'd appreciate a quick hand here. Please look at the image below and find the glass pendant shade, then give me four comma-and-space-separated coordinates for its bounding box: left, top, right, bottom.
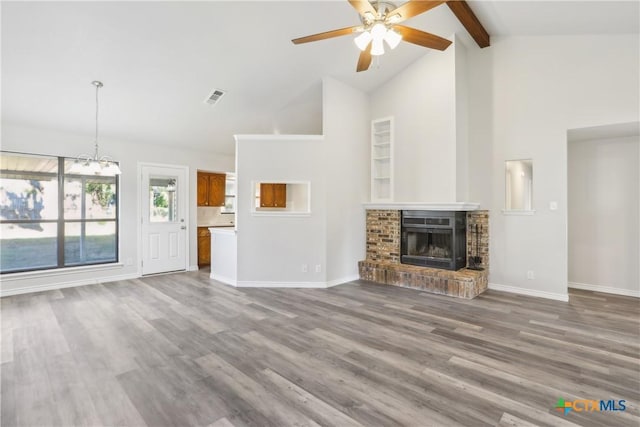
102, 162, 122, 176
354, 31, 373, 51
370, 23, 387, 41
371, 38, 385, 56
86, 160, 102, 175
384, 29, 402, 49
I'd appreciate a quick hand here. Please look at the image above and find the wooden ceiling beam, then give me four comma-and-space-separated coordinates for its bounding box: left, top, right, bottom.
446, 0, 490, 48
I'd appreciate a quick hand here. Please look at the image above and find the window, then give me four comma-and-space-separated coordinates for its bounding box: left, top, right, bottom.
0, 152, 119, 273
221, 173, 235, 214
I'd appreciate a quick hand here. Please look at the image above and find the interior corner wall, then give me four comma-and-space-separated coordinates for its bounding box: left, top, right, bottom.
568, 135, 640, 294
0, 123, 234, 295
466, 42, 493, 208
271, 82, 323, 135
235, 136, 327, 285
454, 35, 469, 202
469, 34, 640, 298
322, 77, 370, 283
370, 42, 457, 203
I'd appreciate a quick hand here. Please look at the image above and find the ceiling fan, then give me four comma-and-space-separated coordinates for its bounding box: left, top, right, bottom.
292, 0, 489, 72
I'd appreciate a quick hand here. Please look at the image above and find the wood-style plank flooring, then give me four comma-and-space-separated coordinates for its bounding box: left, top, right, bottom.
1, 271, 639, 427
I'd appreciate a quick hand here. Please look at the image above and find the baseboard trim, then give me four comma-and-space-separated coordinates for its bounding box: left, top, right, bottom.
488, 283, 569, 302
210, 274, 237, 287
0, 273, 140, 297
326, 274, 360, 288
569, 281, 639, 298
233, 275, 360, 289
188, 265, 199, 272
235, 281, 329, 288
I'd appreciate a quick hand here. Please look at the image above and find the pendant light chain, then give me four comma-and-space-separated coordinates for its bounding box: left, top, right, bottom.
92, 80, 102, 161
69, 80, 121, 175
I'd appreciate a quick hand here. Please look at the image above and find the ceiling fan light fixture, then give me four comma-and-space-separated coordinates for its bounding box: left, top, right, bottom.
384, 29, 402, 49
370, 23, 387, 42
371, 38, 385, 56
386, 13, 402, 24
354, 31, 373, 51
363, 11, 375, 24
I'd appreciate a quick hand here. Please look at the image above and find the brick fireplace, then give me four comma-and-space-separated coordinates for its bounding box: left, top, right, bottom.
359, 208, 489, 299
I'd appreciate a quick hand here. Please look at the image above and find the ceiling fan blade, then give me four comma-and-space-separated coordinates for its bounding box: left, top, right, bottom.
292, 26, 361, 44
394, 25, 452, 50
348, 0, 377, 17
386, 1, 445, 24
356, 43, 372, 72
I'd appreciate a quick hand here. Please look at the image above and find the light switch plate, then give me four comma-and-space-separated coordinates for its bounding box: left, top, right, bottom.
549, 201, 558, 211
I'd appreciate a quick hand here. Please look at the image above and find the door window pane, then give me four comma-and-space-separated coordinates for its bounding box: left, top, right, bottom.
1, 222, 58, 272
64, 221, 117, 265
149, 176, 177, 222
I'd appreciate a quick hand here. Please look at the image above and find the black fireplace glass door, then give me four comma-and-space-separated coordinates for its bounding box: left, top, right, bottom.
404, 228, 453, 260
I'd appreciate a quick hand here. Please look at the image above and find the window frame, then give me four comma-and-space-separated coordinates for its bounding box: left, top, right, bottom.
0, 151, 120, 274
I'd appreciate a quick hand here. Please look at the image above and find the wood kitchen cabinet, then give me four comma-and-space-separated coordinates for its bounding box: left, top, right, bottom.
197, 227, 211, 267
197, 172, 225, 207
260, 183, 286, 208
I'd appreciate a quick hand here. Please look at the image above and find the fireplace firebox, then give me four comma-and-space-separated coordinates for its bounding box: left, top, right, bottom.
401, 210, 466, 271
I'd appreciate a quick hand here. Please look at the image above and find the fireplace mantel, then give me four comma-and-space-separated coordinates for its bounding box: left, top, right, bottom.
363, 202, 480, 211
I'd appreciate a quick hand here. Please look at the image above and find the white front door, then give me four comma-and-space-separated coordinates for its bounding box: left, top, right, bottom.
141, 164, 188, 275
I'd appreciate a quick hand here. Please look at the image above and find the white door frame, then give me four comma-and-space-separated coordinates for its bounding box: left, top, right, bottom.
137, 162, 190, 275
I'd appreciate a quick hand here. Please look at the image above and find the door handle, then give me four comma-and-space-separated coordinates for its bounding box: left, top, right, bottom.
181, 226, 186, 230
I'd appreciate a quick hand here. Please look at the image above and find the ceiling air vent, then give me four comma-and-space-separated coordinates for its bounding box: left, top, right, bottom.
204, 88, 226, 106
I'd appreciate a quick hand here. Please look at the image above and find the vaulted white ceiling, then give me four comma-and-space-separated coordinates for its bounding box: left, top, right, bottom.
2, 1, 638, 155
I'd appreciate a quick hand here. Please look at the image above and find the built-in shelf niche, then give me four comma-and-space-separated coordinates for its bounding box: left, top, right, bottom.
371, 116, 394, 201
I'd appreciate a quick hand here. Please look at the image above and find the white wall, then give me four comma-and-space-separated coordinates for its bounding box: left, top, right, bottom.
1, 123, 234, 295
568, 134, 639, 296
235, 135, 327, 285
370, 40, 458, 203
454, 35, 469, 202
323, 77, 369, 283
271, 82, 323, 136
233, 77, 368, 286
467, 34, 639, 300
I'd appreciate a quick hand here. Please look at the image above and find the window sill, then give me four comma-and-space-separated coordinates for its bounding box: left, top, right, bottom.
1, 262, 125, 281
502, 210, 536, 216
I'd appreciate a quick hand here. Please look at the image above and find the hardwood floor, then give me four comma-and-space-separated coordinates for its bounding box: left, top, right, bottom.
1, 271, 639, 427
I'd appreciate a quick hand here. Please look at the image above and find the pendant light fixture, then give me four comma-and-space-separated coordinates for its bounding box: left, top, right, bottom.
69, 81, 121, 176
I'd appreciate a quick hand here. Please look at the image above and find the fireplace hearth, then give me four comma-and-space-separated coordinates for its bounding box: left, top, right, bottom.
360, 208, 488, 298
401, 210, 466, 271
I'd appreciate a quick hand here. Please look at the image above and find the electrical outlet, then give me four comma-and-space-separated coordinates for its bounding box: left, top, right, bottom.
315, 264, 321, 273
301, 264, 308, 273
527, 270, 535, 280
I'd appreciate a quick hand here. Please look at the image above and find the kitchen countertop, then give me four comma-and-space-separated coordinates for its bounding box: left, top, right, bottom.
197, 224, 234, 228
